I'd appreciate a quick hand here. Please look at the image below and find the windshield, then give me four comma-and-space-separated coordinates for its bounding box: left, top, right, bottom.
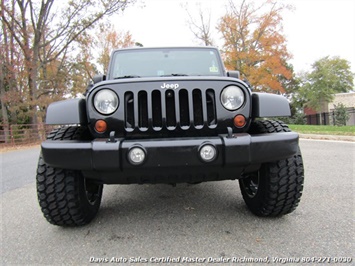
109, 48, 224, 79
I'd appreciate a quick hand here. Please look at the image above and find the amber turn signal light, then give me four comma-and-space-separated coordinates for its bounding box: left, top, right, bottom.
95, 120, 107, 133
233, 115, 246, 128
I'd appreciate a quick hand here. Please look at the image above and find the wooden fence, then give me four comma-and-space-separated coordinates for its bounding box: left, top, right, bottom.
0, 124, 54, 147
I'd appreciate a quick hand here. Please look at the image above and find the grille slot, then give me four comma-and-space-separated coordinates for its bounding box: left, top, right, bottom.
193, 89, 203, 127
179, 89, 189, 128
152, 90, 162, 129
138, 91, 148, 129
124, 88, 216, 132
165, 90, 176, 128
206, 89, 217, 126
124, 92, 134, 130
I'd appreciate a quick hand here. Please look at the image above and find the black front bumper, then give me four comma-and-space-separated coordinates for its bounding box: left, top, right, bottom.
41, 132, 299, 183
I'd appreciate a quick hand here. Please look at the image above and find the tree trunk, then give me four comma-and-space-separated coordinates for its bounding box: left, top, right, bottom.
1, 1, 10, 142
0, 68, 10, 143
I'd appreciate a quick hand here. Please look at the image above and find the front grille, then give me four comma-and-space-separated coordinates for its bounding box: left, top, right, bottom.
124, 88, 217, 132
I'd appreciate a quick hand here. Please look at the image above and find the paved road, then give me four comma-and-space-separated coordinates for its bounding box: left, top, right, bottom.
1, 146, 40, 194
1, 140, 354, 265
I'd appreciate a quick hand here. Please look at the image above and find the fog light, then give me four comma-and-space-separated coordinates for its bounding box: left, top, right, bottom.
128, 147, 146, 165
199, 144, 217, 162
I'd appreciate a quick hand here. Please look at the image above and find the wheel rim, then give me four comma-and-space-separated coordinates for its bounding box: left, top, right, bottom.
241, 172, 260, 198
84, 179, 101, 205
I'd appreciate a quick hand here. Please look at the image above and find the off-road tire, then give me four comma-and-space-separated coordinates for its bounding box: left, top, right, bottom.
36, 126, 103, 226
239, 120, 304, 216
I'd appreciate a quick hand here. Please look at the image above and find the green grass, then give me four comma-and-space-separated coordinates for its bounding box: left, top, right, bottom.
288, 124, 355, 136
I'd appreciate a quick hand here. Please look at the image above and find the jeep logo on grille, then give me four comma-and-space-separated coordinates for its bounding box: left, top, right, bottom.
161, 83, 179, 89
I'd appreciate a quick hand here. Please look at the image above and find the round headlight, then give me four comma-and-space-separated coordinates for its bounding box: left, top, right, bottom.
94, 89, 119, 115
220, 86, 244, 111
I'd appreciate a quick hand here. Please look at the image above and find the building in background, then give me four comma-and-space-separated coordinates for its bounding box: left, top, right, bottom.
304, 92, 355, 126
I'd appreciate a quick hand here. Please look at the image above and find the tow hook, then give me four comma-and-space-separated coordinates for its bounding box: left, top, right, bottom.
107, 131, 117, 143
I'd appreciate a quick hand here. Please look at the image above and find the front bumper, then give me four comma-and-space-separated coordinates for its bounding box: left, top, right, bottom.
41, 132, 299, 172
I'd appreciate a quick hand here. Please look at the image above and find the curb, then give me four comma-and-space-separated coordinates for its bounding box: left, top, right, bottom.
299, 134, 355, 142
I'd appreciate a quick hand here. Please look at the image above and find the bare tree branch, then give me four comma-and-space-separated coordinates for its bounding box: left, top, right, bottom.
184, 3, 214, 46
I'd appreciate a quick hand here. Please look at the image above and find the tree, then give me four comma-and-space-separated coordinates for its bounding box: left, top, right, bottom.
1, 0, 134, 125
299, 56, 354, 111
96, 23, 135, 73
217, 0, 292, 93
184, 3, 214, 46
62, 31, 100, 98
65, 24, 135, 97
0, 2, 30, 128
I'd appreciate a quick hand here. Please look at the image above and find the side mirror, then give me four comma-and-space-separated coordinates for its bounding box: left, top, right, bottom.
227, 71, 240, 79
243, 79, 252, 90
84, 74, 106, 95
93, 74, 106, 84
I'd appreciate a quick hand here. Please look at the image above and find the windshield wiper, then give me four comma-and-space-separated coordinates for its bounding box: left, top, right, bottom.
160, 73, 189, 77
114, 75, 141, 79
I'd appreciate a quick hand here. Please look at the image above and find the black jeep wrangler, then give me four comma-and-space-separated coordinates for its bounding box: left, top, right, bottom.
37, 47, 304, 226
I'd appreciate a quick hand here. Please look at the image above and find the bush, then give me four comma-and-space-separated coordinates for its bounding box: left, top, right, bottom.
292, 112, 306, 125
333, 103, 350, 126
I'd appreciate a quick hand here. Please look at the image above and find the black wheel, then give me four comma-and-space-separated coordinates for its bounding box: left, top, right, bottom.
239, 120, 304, 216
36, 126, 103, 226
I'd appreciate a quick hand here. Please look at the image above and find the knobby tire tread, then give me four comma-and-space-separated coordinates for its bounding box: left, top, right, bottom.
37, 126, 101, 226
241, 120, 304, 216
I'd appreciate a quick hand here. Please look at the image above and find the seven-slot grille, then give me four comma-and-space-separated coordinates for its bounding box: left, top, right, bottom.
124, 88, 217, 132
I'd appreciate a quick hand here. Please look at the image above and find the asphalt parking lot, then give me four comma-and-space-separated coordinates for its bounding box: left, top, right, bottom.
1, 139, 354, 265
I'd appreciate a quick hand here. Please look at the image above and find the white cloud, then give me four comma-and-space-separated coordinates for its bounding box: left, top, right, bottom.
283, 0, 355, 73
114, 0, 355, 73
